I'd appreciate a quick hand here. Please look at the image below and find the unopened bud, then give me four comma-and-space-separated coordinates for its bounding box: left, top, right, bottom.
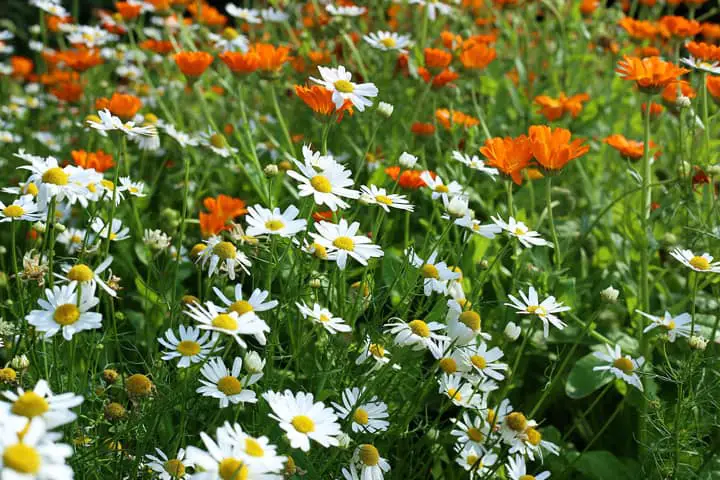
336, 432, 352, 448
10, 354, 29, 370
708, 164, 720, 176
264, 164, 279, 177
504, 321, 521, 342
309, 278, 322, 289
377, 101, 394, 118
676, 95, 691, 109
244, 351, 264, 374
689, 335, 708, 351
398, 152, 417, 169
55, 223, 66, 233
600, 286, 619, 303
32, 222, 46, 233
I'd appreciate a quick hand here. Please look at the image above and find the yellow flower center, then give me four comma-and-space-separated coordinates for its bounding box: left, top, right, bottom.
87, 183, 97, 193
3, 205, 24, 218
434, 184, 449, 193
486, 408, 496, 424
447, 388, 462, 401
310, 175, 332, 193
264, 219, 285, 231
375, 195, 393, 205
439, 357, 457, 374
353, 407, 370, 425
470, 355, 487, 370
689, 255, 710, 270
11, 391, 49, 418
26, 183, 39, 196
212, 314, 238, 331
520, 476, 536, 480
358, 444, 380, 466
126, 374, 153, 397
223, 27, 240, 39
3, 444, 41, 474
506, 412, 528, 432
613, 357, 634, 374
466, 455, 482, 469
312, 242, 328, 259
230, 300, 254, 316
663, 320, 676, 330
70, 234, 82, 244
177, 340, 201, 356
244, 438, 264, 457
526, 305, 547, 316
164, 459, 186, 478
319, 313, 331, 322
217, 376, 242, 395
218, 458, 248, 480
467, 427, 484, 442
420, 264, 439, 279
190, 243, 207, 259
213, 241, 237, 259
332, 236, 355, 251
380, 37, 397, 48
526, 427, 542, 446
42, 167, 68, 185
291, 415, 315, 433
210, 133, 227, 149
67, 264, 94, 282
513, 226, 528, 235
368, 343, 385, 358
101, 179, 115, 191
54, 303, 80, 326
408, 319, 430, 337
459, 311, 481, 331
334, 79, 355, 93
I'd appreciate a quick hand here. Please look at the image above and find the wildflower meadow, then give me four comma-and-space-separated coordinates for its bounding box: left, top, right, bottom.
1, 0, 720, 478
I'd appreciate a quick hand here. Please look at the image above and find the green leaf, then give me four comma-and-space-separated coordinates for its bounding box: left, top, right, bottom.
573, 451, 640, 480
134, 276, 165, 308
565, 352, 612, 399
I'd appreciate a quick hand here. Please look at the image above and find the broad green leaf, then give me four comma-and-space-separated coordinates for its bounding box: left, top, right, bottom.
565, 352, 612, 399
573, 451, 640, 480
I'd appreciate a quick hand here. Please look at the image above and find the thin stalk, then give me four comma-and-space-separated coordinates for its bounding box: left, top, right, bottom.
546, 176, 561, 264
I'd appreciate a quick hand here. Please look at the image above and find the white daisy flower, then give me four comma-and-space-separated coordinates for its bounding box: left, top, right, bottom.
245, 204, 307, 238
55, 256, 116, 297
384, 317, 448, 351
356, 336, 394, 370
118, 176, 146, 197
681, 56, 720, 74
310, 65, 379, 112
0, 418, 74, 479
214, 421, 287, 473
451, 411, 492, 448
207, 29, 249, 52
331, 387, 390, 434
0, 194, 44, 222
163, 124, 199, 147
197, 357, 261, 408
405, 248, 460, 296
637, 310, 693, 342
359, 185, 414, 212
287, 154, 359, 211
457, 343, 507, 381
445, 300, 490, 345
262, 390, 342, 452
408, 0, 452, 20
299, 144, 341, 170
297, 302, 352, 334
492, 215, 552, 248
420, 171, 463, 203
145, 448, 194, 480
0, 379, 83, 429
506, 454, 550, 480
363, 31, 411, 53
196, 236, 252, 281
453, 214, 502, 239
309, 219, 384, 270
452, 151, 499, 178
352, 444, 390, 480
87, 109, 158, 137
198, 129, 239, 158
66, 25, 118, 48
506, 286, 570, 338
16, 152, 96, 208
56, 227, 87, 254
327, 4, 367, 16
212, 285, 276, 346
184, 300, 269, 349
260, 7, 289, 22
26, 282, 102, 341
225, 4, 262, 23
593, 344, 645, 391
438, 373, 484, 408
91, 217, 131, 242
158, 325, 219, 368
30, 0, 70, 16
669, 248, 720, 273
455, 443, 497, 476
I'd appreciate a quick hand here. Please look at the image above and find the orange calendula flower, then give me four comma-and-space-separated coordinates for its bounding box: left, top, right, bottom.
480, 135, 533, 185
96, 92, 142, 120
411, 122, 436, 136
140, 39, 174, 55
116, 1, 143, 20
534, 92, 590, 121
440, 31, 463, 50
72, 150, 115, 172
385, 166, 435, 189
59, 49, 104, 72
219, 51, 260, 75
618, 18, 658, 40
199, 195, 247, 238
312, 210, 334, 222
661, 81, 696, 107
175, 51, 214, 77
616, 56, 689, 94
706, 75, 720, 104
580, 0, 600, 15
642, 102, 664, 117
418, 67, 459, 88
50, 82, 84, 103
528, 125, 589, 171
701, 22, 720, 41
686, 41, 720, 62
435, 109, 479, 130
424, 48, 453, 69
294, 85, 353, 120
251, 43, 291, 74
10, 56, 34, 79
459, 43, 496, 70
659, 15, 702, 38
604, 134, 657, 161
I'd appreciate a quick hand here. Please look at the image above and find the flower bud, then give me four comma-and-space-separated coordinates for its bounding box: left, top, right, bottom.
377, 101, 394, 118
55, 223, 66, 233
244, 351, 265, 374
689, 335, 708, 351
309, 278, 322, 289
10, 354, 29, 370
32, 222, 46, 233
600, 286, 619, 303
708, 163, 720, 176
504, 321, 521, 342
398, 152, 418, 169
264, 164, 279, 177
336, 432, 352, 448
676, 95, 691, 109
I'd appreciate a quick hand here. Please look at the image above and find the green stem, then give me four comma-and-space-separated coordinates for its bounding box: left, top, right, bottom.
546, 176, 561, 264
268, 82, 295, 157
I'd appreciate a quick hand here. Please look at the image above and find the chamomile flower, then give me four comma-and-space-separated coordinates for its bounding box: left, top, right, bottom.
331, 387, 390, 434
118, 176, 146, 197
455, 444, 497, 476
356, 336, 394, 369
420, 172, 463, 203
384, 317, 448, 351
637, 310, 693, 342
669, 248, 720, 273
207, 29, 249, 52
287, 155, 359, 211
452, 151, 499, 178
327, 4, 367, 16
56, 256, 116, 297
0, 418, 74, 480
405, 248, 460, 296
309, 219, 384, 270
87, 109, 158, 137
506, 454, 550, 480
198, 129, 238, 158
196, 236, 252, 281
457, 343, 507, 381
310, 65, 379, 111
260, 8, 289, 23
408, 0, 453, 20
491, 215, 552, 248
438, 374, 483, 408
453, 214, 502, 239
184, 300, 269, 349
363, 31, 411, 53
351, 444, 390, 480
0, 194, 44, 222
245, 204, 307, 238
446, 300, 490, 345
681, 56, 720, 74
262, 390, 341, 452
91, 217, 131, 242
225, 4, 262, 23
164, 124, 199, 147
197, 357, 261, 408
506, 286, 570, 338
213, 284, 278, 324
56, 227, 87, 254
359, 185, 414, 212
158, 325, 219, 368
26, 282, 102, 341
16, 152, 96, 207
145, 448, 194, 480
451, 412, 491, 448
0, 379, 83, 429
297, 302, 352, 334
215, 422, 287, 473
593, 344, 645, 391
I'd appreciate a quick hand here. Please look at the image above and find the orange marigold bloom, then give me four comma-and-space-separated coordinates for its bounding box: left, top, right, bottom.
308, 50, 331, 65
251, 43, 290, 73
436, 109, 479, 130
189, 4, 227, 26
97, 93, 142, 120
219, 51, 260, 75
618, 18, 658, 40
424, 48, 453, 69
528, 125, 589, 171
642, 102, 664, 117
411, 122, 436, 136
706, 75, 720, 103
661, 81, 696, 106
659, 16, 702, 38
10, 56, 33, 78
604, 134, 657, 161
418, 67, 459, 88
140, 39, 174, 55
580, 0, 599, 15
686, 41, 720, 62
312, 210, 334, 222
534, 92, 590, 121
294, 85, 352, 120
199, 194, 247, 237
47, 15, 73, 33
440, 31, 463, 50
459, 43, 496, 69
116, 1, 142, 20
616, 56, 689, 94
60, 49, 104, 72
701, 22, 720, 41
50, 82, 84, 102
175, 51, 214, 77
479, 136, 533, 185
385, 166, 435, 189
72, 150, 115, 172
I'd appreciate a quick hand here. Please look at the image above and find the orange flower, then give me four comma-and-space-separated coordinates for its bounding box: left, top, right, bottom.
312, 210, 334, 222
604, 134, 657, 161
97, 93, 142, 120
385, 167, 435, 189
435, 109, 479, 130
480, 136, 533, 185
199, 195, 247, 238
294, 85, 352, 120
411, 122, 436, 136
642, 102, 664, 117
686, 41, 720, 62
10, 56, 33, 79
706, 75, 720, 104
616, 56, 689, 94
175, 51, 214, 77
116, 1, 142, 20
140, 39, 174, 55
72, 150, 115, 172
47, 15, 73, 33
459, 43, 496, 70
528, 125, 589, 171
659, 15, 702, 38
634, 46, 661, 58
50, 82, 84, 102
580, 0, 599, 15
219, 51, 260, 75
308, 50, 331, 65
424, 48, 453, 69
534, 93, 590, 121
440, 31, 463, 50
189, 4, 227, 27
60, 49, 104, 72
701, 22, 720, 41
618, 18, 658, 40
251, 43, 290, 74
661, 81, 696, 107
418, 67, 459, 88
